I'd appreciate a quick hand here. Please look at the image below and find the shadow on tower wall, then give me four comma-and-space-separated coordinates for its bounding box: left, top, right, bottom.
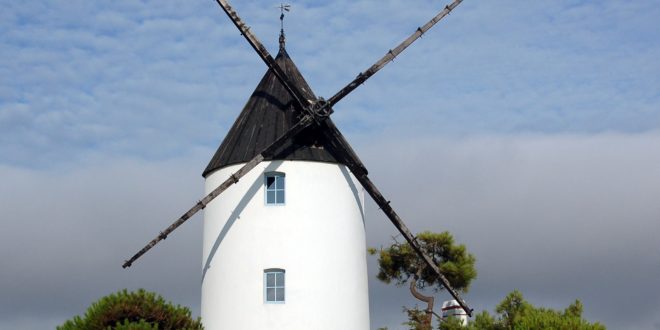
201, 161, 283, 283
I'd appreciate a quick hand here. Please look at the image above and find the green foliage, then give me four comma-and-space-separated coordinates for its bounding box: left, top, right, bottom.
403, 306, 431, 330
372, 233, 604, 330
402, 291, 605, 330
469, 311, 498, 330
440, 290, 604, 330
495, 290, 529, 329
57, 289, 203, 330
438, 315, 467, 330
369, 231, 477, 292
484, 290, 605, 330
401, 306, 467, 330
398, 305, 467, 330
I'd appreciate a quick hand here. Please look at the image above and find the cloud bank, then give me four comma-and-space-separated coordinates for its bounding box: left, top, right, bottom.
1, 0, 659, 329
2, 132, 660, 329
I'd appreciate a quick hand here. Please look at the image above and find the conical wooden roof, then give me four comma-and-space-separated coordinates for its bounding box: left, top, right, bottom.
203, 47, 339, 177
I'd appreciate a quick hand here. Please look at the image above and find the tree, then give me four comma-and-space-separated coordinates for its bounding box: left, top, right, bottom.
370, 233, 605, 330
483, 290, 605, 330
58, 289, 203, 330
369, 231, 477, 329
433, 290, 605, 330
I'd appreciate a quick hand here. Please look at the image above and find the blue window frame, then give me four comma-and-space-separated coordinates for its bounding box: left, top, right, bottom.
265, 172, 285, 205
264, 269, 285, 303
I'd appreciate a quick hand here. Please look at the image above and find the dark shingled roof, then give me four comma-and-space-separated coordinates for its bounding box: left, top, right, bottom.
203, 48, 340, 177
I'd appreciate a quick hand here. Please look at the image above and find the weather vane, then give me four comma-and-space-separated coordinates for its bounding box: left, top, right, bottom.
277, 3, 290, 48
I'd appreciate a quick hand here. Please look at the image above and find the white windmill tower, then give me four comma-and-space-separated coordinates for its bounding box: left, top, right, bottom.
122, 1, 473, 329
199, 29, 370, 330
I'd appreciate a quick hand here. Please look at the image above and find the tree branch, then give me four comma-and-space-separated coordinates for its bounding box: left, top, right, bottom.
410, 270, 434, 329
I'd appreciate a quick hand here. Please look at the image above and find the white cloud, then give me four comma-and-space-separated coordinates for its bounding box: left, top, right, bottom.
1, 132, 659, 329
360, 131, 660, 329
0, 151, 208, 328
2, 0, 659, 168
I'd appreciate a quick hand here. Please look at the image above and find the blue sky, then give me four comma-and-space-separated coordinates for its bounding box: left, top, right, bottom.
1, 1, 659, 329
2, 0, 658, 168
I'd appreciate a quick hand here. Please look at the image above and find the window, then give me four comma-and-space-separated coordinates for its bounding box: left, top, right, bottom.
265, 172, 285, 205
264, 269, 285, 303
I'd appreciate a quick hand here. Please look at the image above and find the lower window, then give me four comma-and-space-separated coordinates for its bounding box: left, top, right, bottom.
264, 269, 285, 303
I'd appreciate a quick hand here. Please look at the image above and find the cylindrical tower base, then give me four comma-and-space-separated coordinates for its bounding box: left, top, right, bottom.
201, 160, 370, 329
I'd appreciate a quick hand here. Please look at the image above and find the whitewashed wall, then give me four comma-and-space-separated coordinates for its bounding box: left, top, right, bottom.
201, 160, 370, 330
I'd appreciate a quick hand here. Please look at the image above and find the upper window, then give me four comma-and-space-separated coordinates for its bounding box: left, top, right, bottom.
264, 269, 285, 303
265, 172, 285, 205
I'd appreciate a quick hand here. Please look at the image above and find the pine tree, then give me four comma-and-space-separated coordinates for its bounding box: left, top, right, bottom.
58, 289, 203, 330
369, 231, 477, 329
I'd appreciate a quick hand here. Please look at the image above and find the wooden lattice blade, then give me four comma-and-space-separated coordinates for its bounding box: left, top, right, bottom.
122, 116, 314, 268
213, 0, 312, 111
316, 119, 474, 316
327, 0, 464, 108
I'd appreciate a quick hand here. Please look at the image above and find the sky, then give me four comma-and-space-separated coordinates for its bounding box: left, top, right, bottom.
1, 0, 659, 329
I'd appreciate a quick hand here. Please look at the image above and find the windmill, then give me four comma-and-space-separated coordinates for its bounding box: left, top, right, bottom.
123, 0, 472, 328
